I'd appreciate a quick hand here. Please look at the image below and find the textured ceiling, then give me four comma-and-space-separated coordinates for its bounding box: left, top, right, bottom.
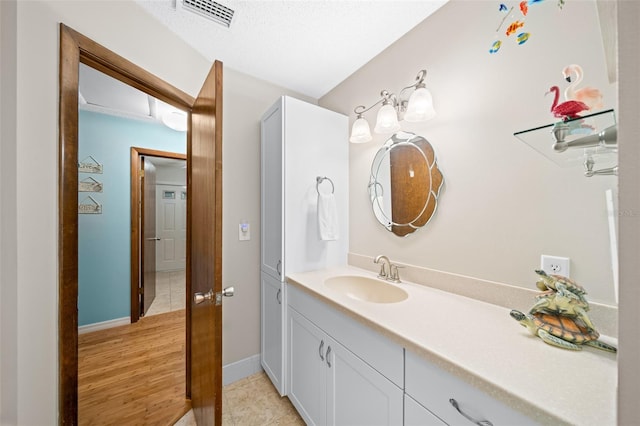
135, 0, 448, 98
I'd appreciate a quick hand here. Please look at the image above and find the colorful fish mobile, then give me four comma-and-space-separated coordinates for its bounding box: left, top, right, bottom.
489, 0, 563, 54
505, 20, 524, 36
516, 32, 530, 45
520, 1, 528, 16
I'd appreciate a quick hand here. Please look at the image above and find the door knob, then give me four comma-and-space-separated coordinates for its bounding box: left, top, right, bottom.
146, 237, 161, 241
214, 287, 235, 305
195, 287, 234, 305
194, 289, 214, 304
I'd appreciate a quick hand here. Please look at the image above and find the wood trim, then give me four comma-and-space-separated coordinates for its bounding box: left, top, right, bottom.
59, 24, 80, 426
59, 23, 195, 425
213, 60, 224, 421
130, 149, 141, 324
63, 25, 195, 110
130, 148, 187, 324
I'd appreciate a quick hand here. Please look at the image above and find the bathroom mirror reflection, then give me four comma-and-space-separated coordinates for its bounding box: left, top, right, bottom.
369, 131, 443, 237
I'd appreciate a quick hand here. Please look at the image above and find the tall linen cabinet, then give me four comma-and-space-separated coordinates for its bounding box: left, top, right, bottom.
260, 96, 348, 395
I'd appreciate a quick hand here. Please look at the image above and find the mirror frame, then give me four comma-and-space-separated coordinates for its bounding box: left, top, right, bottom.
368, 131, 444, 237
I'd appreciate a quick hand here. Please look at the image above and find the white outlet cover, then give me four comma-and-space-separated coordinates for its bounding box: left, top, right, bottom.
540, 255, 570, 276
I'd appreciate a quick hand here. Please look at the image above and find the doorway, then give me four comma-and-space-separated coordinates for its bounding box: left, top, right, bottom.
59, 24, 224, 425
130, 149, 187, 322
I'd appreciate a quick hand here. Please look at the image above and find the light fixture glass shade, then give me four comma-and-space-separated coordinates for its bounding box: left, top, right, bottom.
404, 87, 436, 122
162, 110, 188, 132
374, 103, 401, 134
349, 117, 373, 143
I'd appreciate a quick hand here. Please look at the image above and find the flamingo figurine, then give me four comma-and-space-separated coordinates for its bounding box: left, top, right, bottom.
562, 64, 604, 110
547, 86, 589, 120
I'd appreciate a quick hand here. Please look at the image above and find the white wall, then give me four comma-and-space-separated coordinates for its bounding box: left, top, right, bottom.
222, 72, 315, 365
320, 0, 618, 305
283, 97, 349, 274
617, 1, 640, 423
1, 0, 312, 422
0, 1, 18, 423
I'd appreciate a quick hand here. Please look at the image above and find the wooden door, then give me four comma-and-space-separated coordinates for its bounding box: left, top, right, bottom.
189, 60, 224, 425
141, 157, 157, 315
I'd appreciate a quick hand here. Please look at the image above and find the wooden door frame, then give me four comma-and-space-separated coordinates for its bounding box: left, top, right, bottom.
59, 24, 196, 424
130, 148, 187, 323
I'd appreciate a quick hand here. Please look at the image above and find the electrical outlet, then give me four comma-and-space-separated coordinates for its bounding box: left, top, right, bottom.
540, 255, 570, 276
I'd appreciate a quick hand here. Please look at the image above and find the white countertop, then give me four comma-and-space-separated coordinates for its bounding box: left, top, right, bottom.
286, 266, 617, 426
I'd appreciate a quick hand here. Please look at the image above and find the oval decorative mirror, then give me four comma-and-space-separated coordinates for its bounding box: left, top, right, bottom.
369, 131, 444, 237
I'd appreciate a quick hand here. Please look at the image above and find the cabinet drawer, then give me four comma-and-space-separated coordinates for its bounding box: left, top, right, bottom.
405, 351, 538, 426
288, 283, 404, 387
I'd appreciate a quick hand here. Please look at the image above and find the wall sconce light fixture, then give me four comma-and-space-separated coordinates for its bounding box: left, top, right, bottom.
349, 69, 436, 143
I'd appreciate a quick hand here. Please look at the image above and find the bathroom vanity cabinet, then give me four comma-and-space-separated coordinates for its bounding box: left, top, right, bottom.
285, 273, 547, 426
260, 96, 348, 396
287, 284, 403, 425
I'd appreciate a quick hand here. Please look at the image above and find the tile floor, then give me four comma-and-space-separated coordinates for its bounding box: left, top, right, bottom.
175, 372, 304, 426
146, 270, 186, 317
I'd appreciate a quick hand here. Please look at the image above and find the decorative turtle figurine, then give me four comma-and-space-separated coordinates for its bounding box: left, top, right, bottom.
535, 269, 587, 298
510, 310, 617, 353
531, 269, 595, 330
529, 291, 595, 331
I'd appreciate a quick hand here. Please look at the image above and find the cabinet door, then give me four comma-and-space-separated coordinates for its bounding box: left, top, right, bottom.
405, 394, 446, 426
326, 338, 403, 426
260, 102, 283, 279
288, 308, 327, 426
261, 273, 284, 395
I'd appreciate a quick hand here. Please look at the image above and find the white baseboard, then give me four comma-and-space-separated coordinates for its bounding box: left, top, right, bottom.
78, 317, 130, 334
223, 354, 263, 386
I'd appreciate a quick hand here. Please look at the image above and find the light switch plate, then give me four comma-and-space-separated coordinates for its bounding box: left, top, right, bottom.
239, 222, 250, 241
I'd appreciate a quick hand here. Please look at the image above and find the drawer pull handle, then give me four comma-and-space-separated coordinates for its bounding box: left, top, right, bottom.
449, 398, 494, 426
319, 340, 325, 361
276, 288, 282, 304
276, 260, 282, 276
326, 346, 332, 368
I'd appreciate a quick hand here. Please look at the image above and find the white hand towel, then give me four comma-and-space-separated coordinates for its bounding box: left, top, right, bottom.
318, 192, 339, 241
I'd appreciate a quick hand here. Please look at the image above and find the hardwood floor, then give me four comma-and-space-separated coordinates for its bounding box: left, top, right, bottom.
78, 309, 190, 425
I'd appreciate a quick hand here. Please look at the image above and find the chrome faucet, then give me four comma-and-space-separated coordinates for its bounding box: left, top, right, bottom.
374, 255, 391, 279
374, 255, 402, 283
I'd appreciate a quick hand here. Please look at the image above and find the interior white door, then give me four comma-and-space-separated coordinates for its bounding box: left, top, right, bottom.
156, 184, 187, 271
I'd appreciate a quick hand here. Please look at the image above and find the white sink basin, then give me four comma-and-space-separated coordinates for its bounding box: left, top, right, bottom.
324, 275, 408, 304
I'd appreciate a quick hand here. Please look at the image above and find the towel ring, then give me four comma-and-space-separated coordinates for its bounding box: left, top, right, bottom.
316, 176, 335, 194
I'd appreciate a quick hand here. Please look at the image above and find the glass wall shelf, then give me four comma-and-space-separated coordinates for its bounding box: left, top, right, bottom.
514, 109, 616, 169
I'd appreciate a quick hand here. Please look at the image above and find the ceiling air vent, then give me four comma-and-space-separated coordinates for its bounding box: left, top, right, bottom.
183, 0, 234, 28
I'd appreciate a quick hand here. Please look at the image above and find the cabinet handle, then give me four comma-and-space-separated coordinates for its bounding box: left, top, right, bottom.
326, 346, 332, 368
276, 260, 282, 277
319, 340, 325, 361
449, 399, 494, 426
276, 288, 282, 305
